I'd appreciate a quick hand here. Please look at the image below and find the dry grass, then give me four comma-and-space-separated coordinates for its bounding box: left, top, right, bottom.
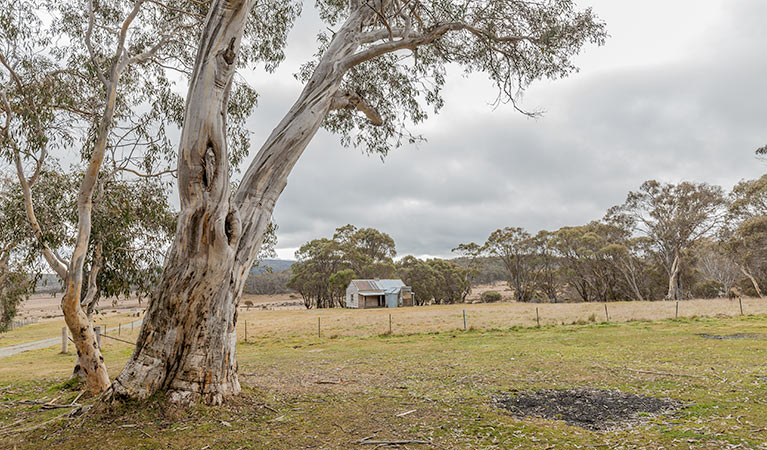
234, 297, 766, 341
17, 294, 146, 320
1, 314, 767, 449
0, 313, 142, 348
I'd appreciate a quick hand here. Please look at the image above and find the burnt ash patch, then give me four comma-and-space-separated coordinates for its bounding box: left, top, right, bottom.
495, 389, 683, 431
697, 333, 763, 340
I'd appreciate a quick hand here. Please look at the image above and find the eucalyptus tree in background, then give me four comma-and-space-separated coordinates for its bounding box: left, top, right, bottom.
727, 174, 767, 297
1, 0, 191, 394
484, 227, 540, 302
608, 181, 727, 301
452, 242, 484, 298
0, 177, 39, 331
109, 0, 606, 405
1, 0, 295, 394
287, 225, 397, 308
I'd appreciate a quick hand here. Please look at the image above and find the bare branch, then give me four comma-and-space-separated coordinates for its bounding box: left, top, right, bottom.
343, 22, 535, 70
120, 34, 174, 70
113, 0, 147, 71
146, 0, 206, 19
330, 90, 383, 126
11, 145, 69, 279
86, 0, 109, 88
118, 167, 178, 179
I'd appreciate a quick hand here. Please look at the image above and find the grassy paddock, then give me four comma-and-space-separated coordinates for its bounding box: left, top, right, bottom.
0, 313, 141, 348
234, 297, 767, 341
0, 309, 766, 449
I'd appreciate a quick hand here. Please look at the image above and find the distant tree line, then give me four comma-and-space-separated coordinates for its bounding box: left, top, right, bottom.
244, 270, 292, 296
456, 177, 767, 302
287, 225, 470, 309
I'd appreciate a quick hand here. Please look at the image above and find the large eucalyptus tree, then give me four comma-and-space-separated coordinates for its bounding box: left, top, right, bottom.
608, 181, 727, 300
108, 0, 607, 405
1, 0, 295, 394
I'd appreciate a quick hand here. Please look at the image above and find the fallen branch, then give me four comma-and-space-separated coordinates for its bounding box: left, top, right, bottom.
261, 404, 278, 413
356, 438, 431, 445
0, 409, 71, 435
316, 380, 343, 385
625, 368, 705, 379
395, 409, 416, 417
10, 400, 82, 409
70, 391, 84, 406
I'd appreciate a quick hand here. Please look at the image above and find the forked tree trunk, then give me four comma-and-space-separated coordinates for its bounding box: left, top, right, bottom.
109, 0, 376, 405
107, 0, 254, 405
740, 265, 764, 299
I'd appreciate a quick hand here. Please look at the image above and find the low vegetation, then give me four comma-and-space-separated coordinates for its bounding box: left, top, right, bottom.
1, 309, 765, 449
456, 177, 767, 303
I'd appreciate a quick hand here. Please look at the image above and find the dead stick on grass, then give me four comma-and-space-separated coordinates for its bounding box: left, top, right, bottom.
625, 368, 705, 379
333, 423, 350, 433
356, 439, 431, 445
70, 391, 84, 406
0, 410, 71, 436
0, 418, 25, 431
11, 400, 81, 409
262, 404, 278, 413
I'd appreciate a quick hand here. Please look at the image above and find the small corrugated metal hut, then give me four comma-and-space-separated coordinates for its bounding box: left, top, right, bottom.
345, 279, 414, 309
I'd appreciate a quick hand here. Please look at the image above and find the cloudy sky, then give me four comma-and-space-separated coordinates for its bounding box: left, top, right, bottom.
238, 0, 767, 260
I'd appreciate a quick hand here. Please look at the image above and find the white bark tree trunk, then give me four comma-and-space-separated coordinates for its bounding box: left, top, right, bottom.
740, 265, 763, 299
666, 251, 682, 300
108, 1, 375, 405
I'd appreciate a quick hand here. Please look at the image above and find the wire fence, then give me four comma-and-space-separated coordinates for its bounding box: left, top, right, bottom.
7, 318, 39, 330
52, 297, 766, 352
233, 297, 767, 342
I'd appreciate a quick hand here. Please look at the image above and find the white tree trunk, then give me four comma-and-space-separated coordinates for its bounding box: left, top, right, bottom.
108, 2, 375, 405
666, 251, 682, 300
740, 265, 763, 299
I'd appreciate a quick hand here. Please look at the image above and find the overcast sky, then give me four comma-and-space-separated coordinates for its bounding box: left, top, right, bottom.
238, 0, 767, 260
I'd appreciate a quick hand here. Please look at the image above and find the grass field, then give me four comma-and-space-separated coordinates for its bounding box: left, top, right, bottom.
232, 297, 767, 340
0, 313, 141, 348
1, 302, 766, 449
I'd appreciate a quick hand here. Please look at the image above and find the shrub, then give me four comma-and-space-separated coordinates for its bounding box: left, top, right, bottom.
481, 290, 502, 303
692, 280, 723, 299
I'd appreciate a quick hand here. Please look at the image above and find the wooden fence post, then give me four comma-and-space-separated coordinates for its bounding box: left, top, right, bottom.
675, 301, 679, 319
118, 323, 121, 336
61, 327, 68, 354
318, 317, 321, 338
604, 303, 609, 322
536, 307, 540, 327
94, 326, 102, 349
463, 310, 466, 330
739, 298, 744, 316
244, 320, 248, 342
389, 314, 392, 334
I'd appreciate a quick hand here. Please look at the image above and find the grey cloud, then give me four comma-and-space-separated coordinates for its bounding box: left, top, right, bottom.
237, 0, 766, 258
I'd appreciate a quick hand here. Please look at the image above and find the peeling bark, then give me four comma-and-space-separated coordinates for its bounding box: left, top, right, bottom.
107, 0, 254, 405
109, 2, 378, 405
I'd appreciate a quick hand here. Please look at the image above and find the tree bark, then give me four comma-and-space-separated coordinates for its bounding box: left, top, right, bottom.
740, 265, 763, 299
107, 0, 254, 405
108, 2, 377, 405
666, 251, 682, 300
